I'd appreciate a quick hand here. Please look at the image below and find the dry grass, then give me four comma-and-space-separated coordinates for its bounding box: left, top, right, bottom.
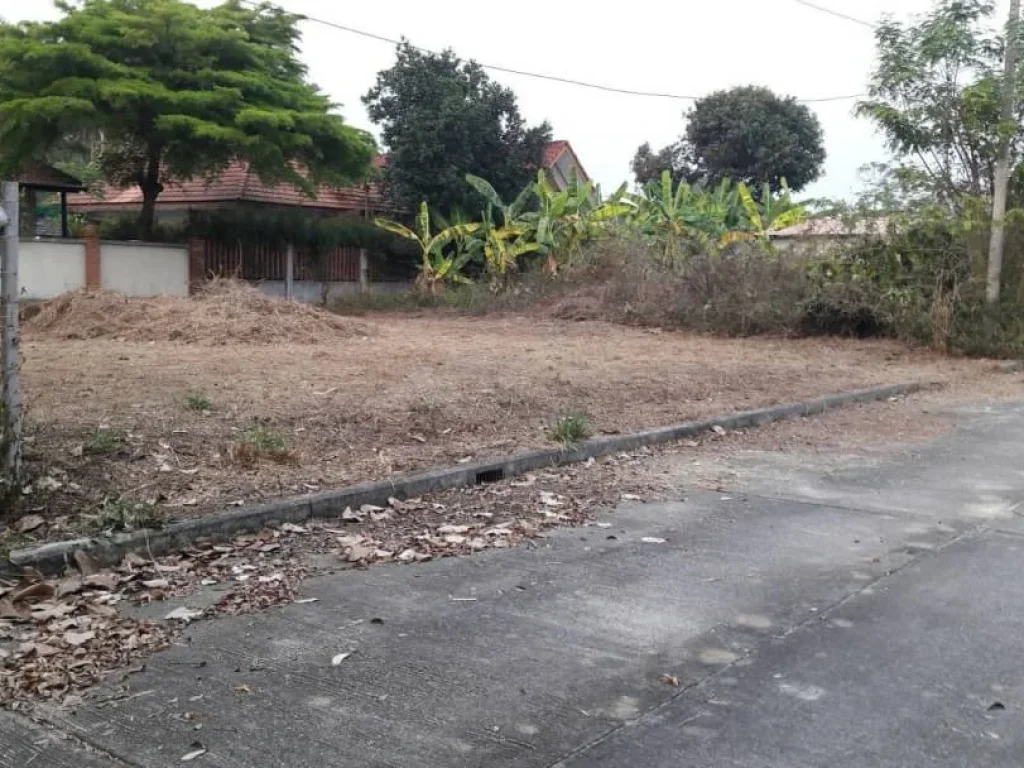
25, 279, 368, 345
10, 309, 1023, 534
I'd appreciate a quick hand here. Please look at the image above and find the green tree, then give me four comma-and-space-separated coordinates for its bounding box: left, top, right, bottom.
630, 141, 689, 188
855, 0, 1022, 211
0, 0, 374, 238
635, 86, 826, 193
363, 41, 552, 217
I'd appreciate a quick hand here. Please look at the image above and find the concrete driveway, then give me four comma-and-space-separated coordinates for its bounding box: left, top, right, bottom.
5, 401, 1024, 767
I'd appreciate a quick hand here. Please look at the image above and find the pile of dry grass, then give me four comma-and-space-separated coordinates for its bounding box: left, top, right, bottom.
25, 279, 369, 344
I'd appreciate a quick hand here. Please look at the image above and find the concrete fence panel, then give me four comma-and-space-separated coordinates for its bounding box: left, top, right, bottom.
19, 240, 87, 300
100, 241, 189, 297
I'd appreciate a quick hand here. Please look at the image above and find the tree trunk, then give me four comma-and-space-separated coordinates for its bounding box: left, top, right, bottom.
986, 0, 1022, 305
137, 148, 162, 241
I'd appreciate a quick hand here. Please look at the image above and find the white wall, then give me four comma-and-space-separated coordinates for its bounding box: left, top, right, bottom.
100, 241, 189, 297
19, 239, 86, 300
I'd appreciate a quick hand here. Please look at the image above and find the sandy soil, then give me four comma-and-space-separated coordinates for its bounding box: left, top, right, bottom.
10, 312, 1022, 538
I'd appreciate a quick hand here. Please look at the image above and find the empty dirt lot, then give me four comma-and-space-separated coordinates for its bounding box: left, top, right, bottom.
11, 293, 1020, 537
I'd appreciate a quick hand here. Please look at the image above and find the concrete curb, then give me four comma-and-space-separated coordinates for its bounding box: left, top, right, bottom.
7, 381, 929, 574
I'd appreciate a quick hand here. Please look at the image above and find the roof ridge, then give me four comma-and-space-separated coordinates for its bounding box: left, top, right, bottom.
238, 160, 254, 201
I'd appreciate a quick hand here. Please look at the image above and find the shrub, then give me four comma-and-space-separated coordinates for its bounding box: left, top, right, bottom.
549, 413, 592, 446
799, 281, 891, 338
230, 426, 295, 466
83, 427, 121, 455
184, 390, 213, 412
93, 499, 163, 532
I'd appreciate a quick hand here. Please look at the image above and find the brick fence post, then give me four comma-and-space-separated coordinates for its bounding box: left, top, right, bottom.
188, 239, 206, 295
83, 224, 101, 290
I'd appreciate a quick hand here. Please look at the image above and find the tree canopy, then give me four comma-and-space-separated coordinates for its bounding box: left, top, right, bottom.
855, 0, 1023, 211
363, 41, 552, 217
632, 86, 826, 194
0, 0, 375, 236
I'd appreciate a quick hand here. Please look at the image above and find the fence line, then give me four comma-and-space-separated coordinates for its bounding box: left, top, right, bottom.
199, 240, 372, 282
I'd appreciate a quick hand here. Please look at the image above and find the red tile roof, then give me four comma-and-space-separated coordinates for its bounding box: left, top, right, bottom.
541, 140, 590, 184
542, 140, 570, 169
69, 142, 586, 214
68, 160, 392, 213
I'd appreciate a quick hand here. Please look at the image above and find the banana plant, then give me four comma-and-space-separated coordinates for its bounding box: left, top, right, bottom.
465, 174, 535, 229
375, 202, 479, 294
519, 171, 631, 273
728, 180, 808, 244
474, 207, 542, 287
627, 171, 722, 262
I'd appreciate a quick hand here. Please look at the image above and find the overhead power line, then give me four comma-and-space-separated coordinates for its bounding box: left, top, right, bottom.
242, 1, 866, 104
791, 0, 877, 29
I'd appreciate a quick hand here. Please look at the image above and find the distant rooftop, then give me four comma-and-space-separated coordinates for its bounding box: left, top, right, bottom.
772, 217, 894, 239
69, 161, 390, 213
13, 161, 83, 192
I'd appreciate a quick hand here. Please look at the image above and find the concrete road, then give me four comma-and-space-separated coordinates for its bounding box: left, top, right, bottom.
5, 401, 1024, 767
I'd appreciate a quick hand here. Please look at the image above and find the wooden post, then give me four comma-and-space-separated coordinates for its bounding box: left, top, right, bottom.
60, 191, 69, 238
359, 248, 369, 292
1, 181, 22, 484
83, 224, 101, 290
187, 239, 207, 295
285, 242, 295, 300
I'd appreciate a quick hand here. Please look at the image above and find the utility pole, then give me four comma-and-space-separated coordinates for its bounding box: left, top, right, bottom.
986, 0, 1022, 305
1, 180, 21, 484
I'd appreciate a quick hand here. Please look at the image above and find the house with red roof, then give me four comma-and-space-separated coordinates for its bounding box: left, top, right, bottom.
542, 140, 590, 191
67, 141, 589, 223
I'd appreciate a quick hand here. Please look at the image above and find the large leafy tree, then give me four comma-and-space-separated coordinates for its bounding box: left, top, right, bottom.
855, 0, 1023, 211
0, 0, 374, 237
633, 86, 826, 194
363, 41, 552, 216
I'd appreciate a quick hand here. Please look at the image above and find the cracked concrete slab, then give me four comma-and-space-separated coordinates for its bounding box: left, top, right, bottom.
6, 399, 1024, 767
562, 531, 1024, 767
0, 708, 131, 768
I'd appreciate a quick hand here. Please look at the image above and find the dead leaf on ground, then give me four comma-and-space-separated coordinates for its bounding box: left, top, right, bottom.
55, 577, 84, 599
73, 550, 101, 577
120, 552, 148, 569
0, 597, 31, 621
340, 507, 364, 523
16, 514, 45, 533
10, 581, 55, 603
31, 602, 76, 621
83, 573, 120, 591
659, 674, 680, 687
165, 607, 204, 623
64, 630, 96, 647
23, 642, 61, 657
345, 545, 375, 563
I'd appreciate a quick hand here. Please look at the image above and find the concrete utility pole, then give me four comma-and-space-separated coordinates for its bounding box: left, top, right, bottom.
986, 0, 1022, 305
1, 180, 22, 483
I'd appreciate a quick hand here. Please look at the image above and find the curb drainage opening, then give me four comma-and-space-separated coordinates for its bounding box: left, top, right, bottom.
475, 468, 505, 485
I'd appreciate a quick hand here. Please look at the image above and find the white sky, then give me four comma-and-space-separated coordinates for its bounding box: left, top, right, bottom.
3, 0, 1013, 200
